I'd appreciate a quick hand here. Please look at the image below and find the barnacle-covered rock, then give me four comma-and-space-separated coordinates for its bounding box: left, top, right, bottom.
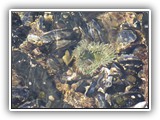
11, 50, 63, 108
94, 92, 111, 108
12, 25, 31, 48
117, 29, 137, 44
12, 87, 30, 108
12, 69, 21, 87
105, 80, 126, 95
63, 90, 95, 108
55, 80, 95, 108
111, 92, 145, 108
86, 19, 107, 43
73, 39, 117, 76
118, 54, 144, 75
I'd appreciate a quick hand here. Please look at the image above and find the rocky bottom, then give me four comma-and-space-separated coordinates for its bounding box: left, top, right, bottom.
11, 11, 149, 109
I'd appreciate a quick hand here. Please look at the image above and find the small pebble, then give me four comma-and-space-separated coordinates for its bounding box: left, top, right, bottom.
29, 82, 32, 85
48, 95, 55, 101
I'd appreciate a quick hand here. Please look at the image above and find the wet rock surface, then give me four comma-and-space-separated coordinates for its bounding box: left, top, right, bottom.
11, 11, 149, 109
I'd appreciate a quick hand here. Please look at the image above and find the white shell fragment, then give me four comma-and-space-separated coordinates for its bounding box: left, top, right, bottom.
130, 101, 147, 108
